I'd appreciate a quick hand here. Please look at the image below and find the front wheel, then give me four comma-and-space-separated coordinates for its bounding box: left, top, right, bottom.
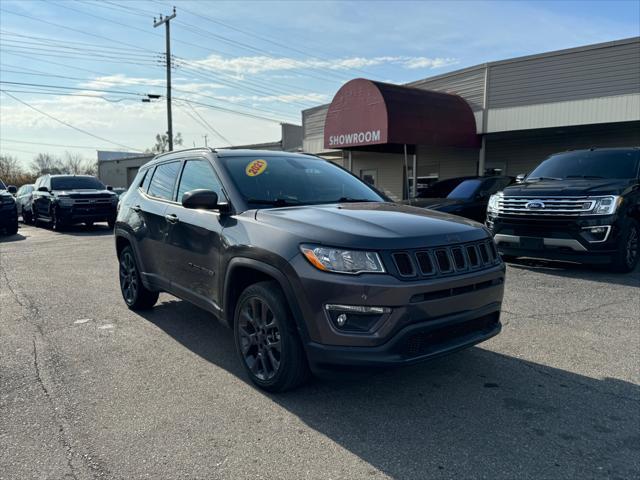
119, 245, 159, 309
610, 220, 639, 273
234, 281, 309, 392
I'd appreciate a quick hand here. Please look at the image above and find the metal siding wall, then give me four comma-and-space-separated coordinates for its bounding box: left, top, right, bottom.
302, 106, 329, 153
417, 145, 479, 179
408, 67, 486, 111
351, 152, 404, 201
485, 121, 640, 176
488, 40, 640, 108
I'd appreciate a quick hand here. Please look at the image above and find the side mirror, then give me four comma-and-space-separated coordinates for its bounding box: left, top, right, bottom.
106, 185, 113, 191
516, 174, 526, 183
7, 185, 17, 195
181, 189, 221, 210
37, 186, 49, 192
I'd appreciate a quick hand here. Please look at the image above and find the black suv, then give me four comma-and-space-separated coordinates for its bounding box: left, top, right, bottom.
487, 147, 640, 272
406, 176, 515, 222
0, 178, 19, 236
115, 149, 505, 391
32, 174, 119, 230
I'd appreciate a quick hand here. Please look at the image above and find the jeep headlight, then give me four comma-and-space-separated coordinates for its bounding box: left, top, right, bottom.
592, 196, 621, 215
57, 196, 74, 207
300, 245, 385, 274
487, 192, 502, 214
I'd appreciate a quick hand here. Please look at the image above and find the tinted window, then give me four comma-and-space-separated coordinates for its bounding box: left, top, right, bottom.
219, 155, 384, 207
0, 179, 6, 190
417, 178, 468, 198
447, 179, 483, 199
177, 160, 225, 202
51, 176, 105, 190
529, 150, 640, 180
147, 162, 180, 200
140, 168, 153, 192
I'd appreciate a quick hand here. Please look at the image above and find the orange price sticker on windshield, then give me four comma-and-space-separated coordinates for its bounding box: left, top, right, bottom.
245, 159, 267, 177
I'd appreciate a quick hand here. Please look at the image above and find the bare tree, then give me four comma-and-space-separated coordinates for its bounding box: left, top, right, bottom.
0, 154, 21, 179
147, 132, 183, 154
61, 151, 85, 174
30, 153, 62, 175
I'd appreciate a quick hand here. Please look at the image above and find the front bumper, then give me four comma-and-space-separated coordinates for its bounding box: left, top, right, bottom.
57, 204, 117, 224
287, 254, 505, 369
487, 213, 620, 263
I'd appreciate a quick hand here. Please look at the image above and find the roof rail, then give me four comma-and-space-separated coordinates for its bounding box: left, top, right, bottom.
153, 146, 215, 159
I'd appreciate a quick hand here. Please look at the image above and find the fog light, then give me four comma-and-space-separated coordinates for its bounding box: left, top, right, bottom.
324, 304, 391, 332
590, 227, 606, 234
581, 225, 611, 243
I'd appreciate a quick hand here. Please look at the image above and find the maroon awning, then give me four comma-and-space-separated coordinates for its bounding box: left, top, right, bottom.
324, 78, 479, 150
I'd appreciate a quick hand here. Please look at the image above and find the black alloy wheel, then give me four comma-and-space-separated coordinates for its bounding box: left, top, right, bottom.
625, 223, 639, 269
118, 245, 159, 309
611, 220, 640, 273
51, 207, 63, 231
234, 281, 309, 392
237, 296, 282, 381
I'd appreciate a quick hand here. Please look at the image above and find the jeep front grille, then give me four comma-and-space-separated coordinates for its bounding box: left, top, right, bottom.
498, 196, 595, 216
390, 239, 500, 280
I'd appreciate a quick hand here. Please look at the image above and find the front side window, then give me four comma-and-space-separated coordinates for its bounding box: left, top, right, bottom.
528, 150, 640, 181
147, 161, 180, 201
219, 155, 384, 208
177, 160, 226, 202
0, 179, 6, 190
51, 176, 105, 190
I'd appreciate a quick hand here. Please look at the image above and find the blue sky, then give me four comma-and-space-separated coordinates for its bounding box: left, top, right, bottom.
1, 0, 639, 167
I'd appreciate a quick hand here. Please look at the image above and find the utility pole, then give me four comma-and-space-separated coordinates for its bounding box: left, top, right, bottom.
153, 7, 176, 151
202, 134, 208, 148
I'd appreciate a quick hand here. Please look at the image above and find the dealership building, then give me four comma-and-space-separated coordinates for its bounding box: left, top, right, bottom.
302, 37, 640, 201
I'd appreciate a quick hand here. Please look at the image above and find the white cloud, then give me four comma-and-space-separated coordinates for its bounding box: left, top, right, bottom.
187, 54, 457, 75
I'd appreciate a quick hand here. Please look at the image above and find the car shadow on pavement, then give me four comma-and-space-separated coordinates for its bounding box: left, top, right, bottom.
506, 258, 640, 288
0, 232, 26, 243
138, 299, 640, 480
54, 224, 114, 237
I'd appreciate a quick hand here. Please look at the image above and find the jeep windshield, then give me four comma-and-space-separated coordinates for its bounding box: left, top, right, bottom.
51, 176, 105, 190
527, 150, 640, 181
220, 155, 385, 208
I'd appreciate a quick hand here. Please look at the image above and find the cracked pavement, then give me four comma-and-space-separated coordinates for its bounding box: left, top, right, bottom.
1, 224, 639, 479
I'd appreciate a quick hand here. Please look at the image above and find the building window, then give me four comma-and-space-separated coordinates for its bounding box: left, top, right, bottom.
360, 169, 377, 186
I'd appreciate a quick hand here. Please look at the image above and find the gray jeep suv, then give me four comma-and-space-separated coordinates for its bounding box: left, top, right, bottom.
115, 149, 505, 391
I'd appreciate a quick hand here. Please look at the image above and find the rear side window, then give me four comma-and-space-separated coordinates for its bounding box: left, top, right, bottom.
147, 162, 180, 201
177, 160, 226, 202
140, 169, 152, 192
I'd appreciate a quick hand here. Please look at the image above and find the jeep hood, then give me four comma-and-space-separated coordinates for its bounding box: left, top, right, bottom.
255, 202, 489, 250
504, 178, 634, 197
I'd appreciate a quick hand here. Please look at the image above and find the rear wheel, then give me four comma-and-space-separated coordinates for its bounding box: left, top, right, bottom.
234, 281, 309, 392
610, 220, 639, 273
5, 221, 18, 236
119, 245, 159, 309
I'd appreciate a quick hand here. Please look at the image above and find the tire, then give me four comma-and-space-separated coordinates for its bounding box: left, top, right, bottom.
22, 210, 32, 224
610, 219, 640, 273
51, 207, 64, 231
501, 254, 518, 263
6, 221, 18, 236
118, 245, 159, 310
234, 281, 309, 392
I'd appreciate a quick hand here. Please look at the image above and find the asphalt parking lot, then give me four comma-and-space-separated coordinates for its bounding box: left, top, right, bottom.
1, 223, 639, 480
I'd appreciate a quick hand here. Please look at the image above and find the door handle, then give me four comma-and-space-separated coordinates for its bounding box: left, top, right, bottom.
131, 204, 141, 212
165, 213, 179, 224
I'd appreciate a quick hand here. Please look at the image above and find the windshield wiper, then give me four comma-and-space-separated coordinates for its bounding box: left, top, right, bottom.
526, 176, 562, 182
565, 175, 605, 179
246, 198, 302, 207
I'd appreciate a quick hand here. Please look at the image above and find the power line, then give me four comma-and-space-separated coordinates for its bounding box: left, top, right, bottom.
1, 91, 142, 152
0, 138, 121, 150
0, 81, 156, 97
183, 101, 233, 146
